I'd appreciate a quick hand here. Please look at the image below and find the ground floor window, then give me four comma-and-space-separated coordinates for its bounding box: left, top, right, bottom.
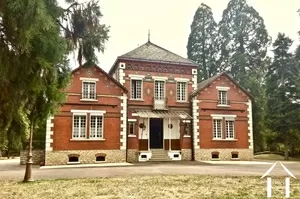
212, 117, 235, 140
72, 111, 105, 139
128, 121, 136, 136
183, 120, 191, 136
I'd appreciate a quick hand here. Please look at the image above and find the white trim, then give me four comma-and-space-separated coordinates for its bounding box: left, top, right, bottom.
80, 99, 98, 102
176, 81, 188, 102
71, 110, 106, 114
182, 120, 191, 123
217, 104, 230, 107
247, 99, 254, 149
128, 119, 137, 122
174, 77, 189, 82
211, 114, 236, 118
70, 139, 106, 141
128, 135, 136, 138
130, 78, 143, 100
132, 113, 139, 117
152, 76, 168, 80
216, 86, 230, 91
80, 77, 99, 81
120, 94, 127, 150
183, 135, 191, 138
128, 74, 145, 79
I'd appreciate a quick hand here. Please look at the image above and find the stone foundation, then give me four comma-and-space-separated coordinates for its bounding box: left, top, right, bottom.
181, 149, 192, 160
45, 150, 126, 165
195, 149, 253, 161
127, 149, 138, 162
20, 150, 45, 165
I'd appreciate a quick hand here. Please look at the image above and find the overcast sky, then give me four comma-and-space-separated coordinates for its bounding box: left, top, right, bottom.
64, 0, 300, 71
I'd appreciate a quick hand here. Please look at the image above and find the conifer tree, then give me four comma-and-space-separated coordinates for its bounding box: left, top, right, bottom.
187, 3, 218, 81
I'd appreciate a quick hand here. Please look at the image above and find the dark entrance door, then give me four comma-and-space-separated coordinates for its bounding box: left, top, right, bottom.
150, 118, 164, 149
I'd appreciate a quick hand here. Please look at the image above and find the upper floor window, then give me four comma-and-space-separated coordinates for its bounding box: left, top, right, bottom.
131, 79, 142, 99
155, 80, 165, 100
217, 87, 230, 106
82, 81, 96, 99
177, 82, 187, 101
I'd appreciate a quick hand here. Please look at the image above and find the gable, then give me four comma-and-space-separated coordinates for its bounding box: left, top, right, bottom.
191, 72, 254, 100
71, 65, 127, 94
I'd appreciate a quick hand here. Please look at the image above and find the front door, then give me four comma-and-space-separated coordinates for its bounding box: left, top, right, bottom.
150, 118, 164, 149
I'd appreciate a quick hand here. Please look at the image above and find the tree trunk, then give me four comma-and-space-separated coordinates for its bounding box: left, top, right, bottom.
23, 120, 34, 182
284, 135, 289, 161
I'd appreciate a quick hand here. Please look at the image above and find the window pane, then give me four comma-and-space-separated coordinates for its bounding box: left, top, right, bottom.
155, 81, 165, 99
218, 91, 227, 105
73, 115, 86, 138
83, 82, 96, 99
213, 119, 222, 138
128, 122, 135, 135
226, 120, 234, 139
131, 80, 142, 99
177, 82, 186, 101
90, 116, 103, 138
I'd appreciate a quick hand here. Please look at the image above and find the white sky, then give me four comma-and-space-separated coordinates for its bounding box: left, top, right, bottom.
64, 0, 300, 71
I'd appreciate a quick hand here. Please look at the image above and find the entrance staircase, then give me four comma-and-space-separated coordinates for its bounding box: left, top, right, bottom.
149, 149, 172, 162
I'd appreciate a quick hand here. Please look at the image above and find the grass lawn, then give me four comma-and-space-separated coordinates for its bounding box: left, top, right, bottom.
1, 175, 300, 199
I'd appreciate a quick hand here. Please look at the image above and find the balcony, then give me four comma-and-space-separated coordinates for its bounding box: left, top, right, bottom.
153, 97, 168, 110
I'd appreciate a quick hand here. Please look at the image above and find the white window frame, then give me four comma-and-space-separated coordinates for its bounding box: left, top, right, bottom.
89, 113, 104, 139
217, 86, 230, 106
176, 81, 187, 102
128, 121, 136, 137
72, 113, 87, 139
82, 81, 97, 100
225, 118, 235, 139
211, 114, 236, 140
154, 80, 166, 100
130, 77, 143, 100
212, 119, 222, 139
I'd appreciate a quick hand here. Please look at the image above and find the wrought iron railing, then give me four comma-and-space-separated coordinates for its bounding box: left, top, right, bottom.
153, 97, 168, 110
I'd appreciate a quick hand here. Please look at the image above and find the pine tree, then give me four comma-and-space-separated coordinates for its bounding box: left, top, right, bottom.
187, 3, 218, 81
266, 33, 300, 160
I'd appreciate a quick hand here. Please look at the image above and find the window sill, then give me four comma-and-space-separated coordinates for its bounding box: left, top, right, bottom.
70, 139, 105, 141
80, 99, 97, 102
176, 101, 189, 103
67, 161, 80, 165
183, 135, 191, 138
212, 139, 237, 142
128, 135, 136, 137
130, 99, 144, 101
217, 104, 230, 107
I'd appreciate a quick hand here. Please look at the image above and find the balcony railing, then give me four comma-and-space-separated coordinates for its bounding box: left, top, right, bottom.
153, 97, 168, 110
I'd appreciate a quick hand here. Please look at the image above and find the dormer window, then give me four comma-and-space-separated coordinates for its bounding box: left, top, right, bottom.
80, 78, 98, 100
216, 86, 230, 106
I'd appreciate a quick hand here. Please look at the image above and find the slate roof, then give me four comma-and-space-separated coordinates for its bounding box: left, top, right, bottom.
190, 72, 254, 100
118, 41, 198, 66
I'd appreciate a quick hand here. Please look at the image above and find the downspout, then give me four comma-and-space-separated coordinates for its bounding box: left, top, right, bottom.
125, 98, 129, 162
190, 97, 195, 161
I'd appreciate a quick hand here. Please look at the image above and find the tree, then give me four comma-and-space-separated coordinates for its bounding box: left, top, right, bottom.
0, 0, 109, 182
218, 0, 271, 152
187, 3, 218, 81
266, 33, 300, 160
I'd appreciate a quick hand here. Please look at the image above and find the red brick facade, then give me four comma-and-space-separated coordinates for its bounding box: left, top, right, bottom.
46, 41, 253, 165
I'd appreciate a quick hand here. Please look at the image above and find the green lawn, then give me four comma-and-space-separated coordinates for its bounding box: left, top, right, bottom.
1, 175, 300, 199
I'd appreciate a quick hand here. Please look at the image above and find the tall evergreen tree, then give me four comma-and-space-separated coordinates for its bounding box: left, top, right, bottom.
266, 33, 300, 160
187, 3, 218, 81
218, 0, 271, 152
